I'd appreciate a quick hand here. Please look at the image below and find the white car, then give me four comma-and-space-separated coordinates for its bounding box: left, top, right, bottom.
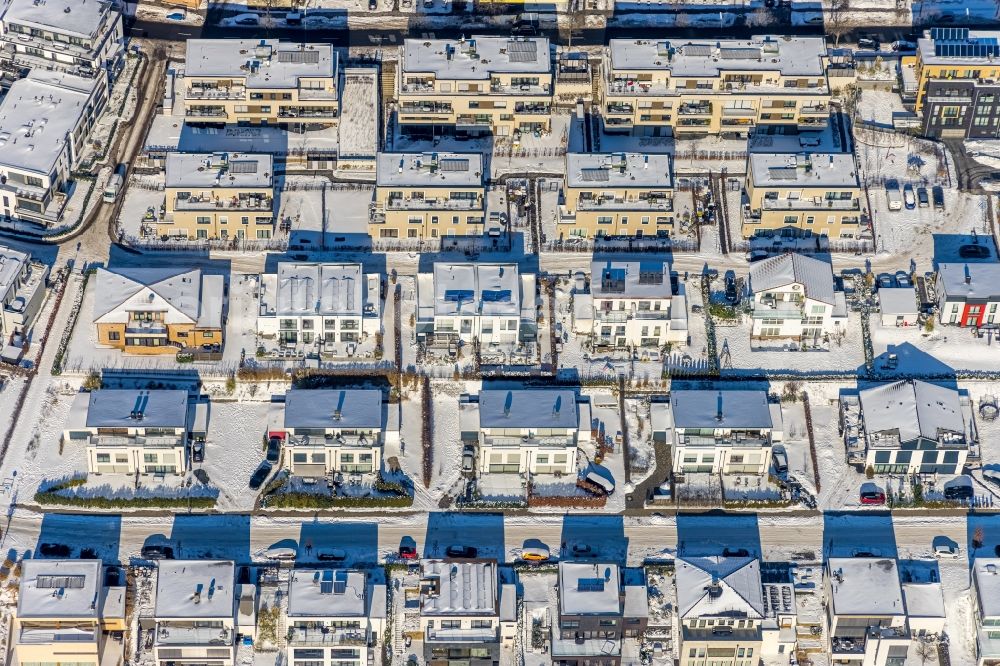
933, 544, 960, 559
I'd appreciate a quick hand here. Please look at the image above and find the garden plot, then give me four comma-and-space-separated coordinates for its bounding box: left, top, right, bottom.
870, 323, 1000, 375
197, 400, 270, 512
521, 570, 558, 666
644, 565, 677, 666
777, 394, 819, 498
323, 185, 376, 248
116, 173, 165, 240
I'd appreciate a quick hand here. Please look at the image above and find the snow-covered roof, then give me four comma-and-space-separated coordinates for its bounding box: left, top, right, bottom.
2, 0, 116, 39
339, 68, 379, 161
83, 389, 189, 429
0, 70, 99, 176
93, 267, 224, 329
608, 36, 827, 77
937, 263, 1000, 301
749, 253, 836, 305
566, 153, 673, 188
623, 568, 649, 619
284, 389, 382, 430
155, 560, 235, 619
185, 40, 337, 89
287, 569, 368, 618
973, 559, 1000, 618
749, 153, 859, 188
559, 562, 622, 616
376, 152, 484, 188
402, 36, 551, 79
917, 29, 1000, 66
676, 556, 764, 619
0, 245, 30, 299
859, 380, 966, 445
477, 389, 580, 430
272, 263, 365, 317
827, 558, 904, 617
669, 390, 773, 430
165, 152, 273, 189
17, 559, 102, 619
901, 582, 945, 619
428, 263, 521, 317
591, 260, 671, 299
420, 560, 497, 616
878, 287, 918, 315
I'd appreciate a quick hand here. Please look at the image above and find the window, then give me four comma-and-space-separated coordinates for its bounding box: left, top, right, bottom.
108, 331, 120, 341
96, 453, 111, 463
144, 453, 158, 463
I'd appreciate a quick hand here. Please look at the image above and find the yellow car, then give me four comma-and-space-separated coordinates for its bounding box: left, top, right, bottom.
521, 547, 550, 562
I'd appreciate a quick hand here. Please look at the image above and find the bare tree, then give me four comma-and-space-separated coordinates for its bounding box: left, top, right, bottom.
828, 0, 850, 48
974, 525, 985, 551
915, 638, 936, 666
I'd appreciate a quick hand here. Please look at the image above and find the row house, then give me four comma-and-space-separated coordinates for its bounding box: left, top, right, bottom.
183, 39, 339, 128
93, 267, 225, 354
743, 152, 865, 240
458, 389, 591, 476
748, 253, 848, 343
559, 152, 676, 239
936, 262, 1000, 328
371, 151, 486, 240
972, 558, 1000, 666
397, 36, 553, 137
63, 389, 208, 476
602, 36, 830, 137
0, 245, 49, 342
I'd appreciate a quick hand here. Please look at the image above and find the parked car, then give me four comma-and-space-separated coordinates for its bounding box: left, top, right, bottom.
944, 476, 974, 501
983, 469, 1000, 487
398, 544, 418, 560
933, 544, 960, 559
461, 445, 475, 473
877, 273, 895, 290
858, 37, 879, 50
264, 547, 297, 561
932, 185, 945, 211
571, 543, 594, 557
885, 179, 902, 211
266, 436, 282, 464
141, 544, 174, 560
249, 462, 272, 490
521, 547, 550, 562
722, 547, 750, 558
860, 488, 886, 505
39, 543, 71, 557
771, 446, 788, 474
892, 40, 917, 51
959, 244, 991, 259
724, 270, 739, 303
446, 545, 478, 558
585, 471, 615, 495
903, 183, 916, 209
894, 271, 912, 288
917, 186, 929, 208
235, 16, 258, 25
191, 441, 204, 464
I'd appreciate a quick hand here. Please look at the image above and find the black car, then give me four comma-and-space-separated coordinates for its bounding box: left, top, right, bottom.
932, 186, 945, 211
191, 441, 204, 464
917, 186, 929, 208
944, 483, 973, 501
724, 270, 739, 303
722, 547, 750, 558
959, 244, 991, 259
446, 545, 478, 558
858, 37, 879, 50
141, 544, 175, 560
39, 543, 71, 557
249, 462, 273, 490
266, 436, 282, 464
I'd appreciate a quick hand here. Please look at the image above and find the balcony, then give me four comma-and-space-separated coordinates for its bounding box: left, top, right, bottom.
679, 103, 712, 116
483, 435, 575, 449
155, 623, 234, 646
400, 103, 453, 115
125, 321, 168, 335
607, 78, 671, 96
186, 107, 227, 118
91, 434, 184, 449
752, 303, 803, 320
722, 107, 757, 117
678, 433, 771, 448
186, 86, 246, 100
606, 103, 634, 115
925, 95, 973, 104
286, 626, 368, 647
19, 626, 97, 644
174, 195, 273, 211
385, 197, 481, 211
515, 103, 551, 115
278, 108, 338, 119
426, 628, 499, 643
800, 104, 828, 114
297, 87, 339, 101
490, 83, 551, 96
760, 198, 860, 211
577, 197, 673, 211
596, 310, 671, 323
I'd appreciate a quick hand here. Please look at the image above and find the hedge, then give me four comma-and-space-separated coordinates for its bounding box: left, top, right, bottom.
264, 492, 413, 509
34, 490, 216, 510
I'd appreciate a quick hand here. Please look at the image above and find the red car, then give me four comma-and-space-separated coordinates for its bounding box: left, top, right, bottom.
399, 545, 418, 560
860, 490, 886, 505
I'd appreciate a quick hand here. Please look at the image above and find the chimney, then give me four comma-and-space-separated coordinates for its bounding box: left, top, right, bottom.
503, 391, 512, 417
716, 392, 724, 422
965, 264, 972, 285
643, 154, 649, 169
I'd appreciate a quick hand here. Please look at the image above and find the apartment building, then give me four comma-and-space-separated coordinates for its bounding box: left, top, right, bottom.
285, 569, 387, 666
743, 152, 864, 240
912, 28, 1000, 139
415, 262, 537, 347
417, 559, 517, 666
0, 245, 49, 341
584, 259, 687, 348
603, 36, 830, 137
93, 267, 225, 354
841, 380, 975, 475
0, 0, 123, 78
559, 152, 675, 239
270, 389, 388, 477
371, 152, 486, 240
183, 39, 339, 127
825, 558, 912, 666
935, 263, 1000, 327
654, 389, 782, 476
972, 558, 1000, 665
257, 262, 381, 349
13, 559, 126, 666
63, 389, 208, 476
152, 560, 249, 666
397, 36, 553, 137
748, 253, 848, 342
0, 70, 105, 226
458, 389, 591, 475
157, 152, 275, 241
551, 562, 649, 666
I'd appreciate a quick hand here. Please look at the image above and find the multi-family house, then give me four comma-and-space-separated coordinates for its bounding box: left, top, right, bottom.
415, 262, 537, 347
558, 152, 675, 239
257, 262, 381, 350
825, 558, 912, 666
654, 389, 783, 476
370, 152, 486, 240
269, 389, 388, 477
0, 245, 48, 342
285, 569, 387, 666
397, 36, 553, 137
183, 40, 339, 127
676, 555, 797, 666
0, 0, 123, 79
748, 253, 848, 342
152, 560, 249, 666
0, 70, 106, 226
935, 263, 1000, 327
417, 559, 517, 666
602, 36, 830, 137
742, 152, 864, 240
911, 29, 1000, 139
12, 559, 126, 666
586, 259, 687, 348
156, 152, 275, 241
972, 558, 1000, 665
551, 561, 649, 666
840, 380, 975, 475
458, 389, 591, 475
93, 267, 225, 354
63, 389, 208, 476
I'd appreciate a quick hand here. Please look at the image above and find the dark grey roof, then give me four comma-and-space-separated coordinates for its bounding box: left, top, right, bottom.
284, 389, 382, 429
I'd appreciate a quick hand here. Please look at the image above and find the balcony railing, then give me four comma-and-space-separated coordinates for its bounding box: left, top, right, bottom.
678, 433, 771, 448
298, 88, 339, 100
722, 107, 757, 117
385, 197, 481, 211
426, 628, 499, 643
186, 87, 246, 100
186, 108, 227, 118
175, 196, 273, 211
483, 435, 574, 449
800, 104, 828, 114
760, 198, 860, 211
91, 434, 184, 449
400, 103, 453, 114
156, 624, 234, 646
925, 95, 973, 104
515, 103, 551, 115
577, 197, 673, 211
286, 627, 367, 647
679, 104, 712, 115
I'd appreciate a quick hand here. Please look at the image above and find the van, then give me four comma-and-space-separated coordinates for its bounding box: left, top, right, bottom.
585, 471, 615, 495
772, 446, 788, 474
885, 180, 902, 211
943, 476, 974, 500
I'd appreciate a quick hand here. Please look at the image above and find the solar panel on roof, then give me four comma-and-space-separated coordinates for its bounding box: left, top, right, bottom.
578, 578, 606, 592
37, 574, 86, 589
444, 289, 475, 303
580, 167, 610, 182
930, 27, 969, 42
720, 47, 761, 60
768, 167, 799, 180
439, 158, 470, 172
481, 289, 512, 303
277, 49, 321, 64
682, 44, 712, 57
506, 40, 538, 63
229, 160, 258, 174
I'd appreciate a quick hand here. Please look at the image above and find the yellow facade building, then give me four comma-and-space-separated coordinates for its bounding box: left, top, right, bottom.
397, 36, 553, 137
603, 36, 830, 137
156, 152, 274, 241
183, 39, 339, 127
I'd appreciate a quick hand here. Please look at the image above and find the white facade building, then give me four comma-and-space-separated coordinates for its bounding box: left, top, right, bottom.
588, 260, 687, 348
972, 558, 1000, 665
748, 253, 847, 343
0, 245, 48, 341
